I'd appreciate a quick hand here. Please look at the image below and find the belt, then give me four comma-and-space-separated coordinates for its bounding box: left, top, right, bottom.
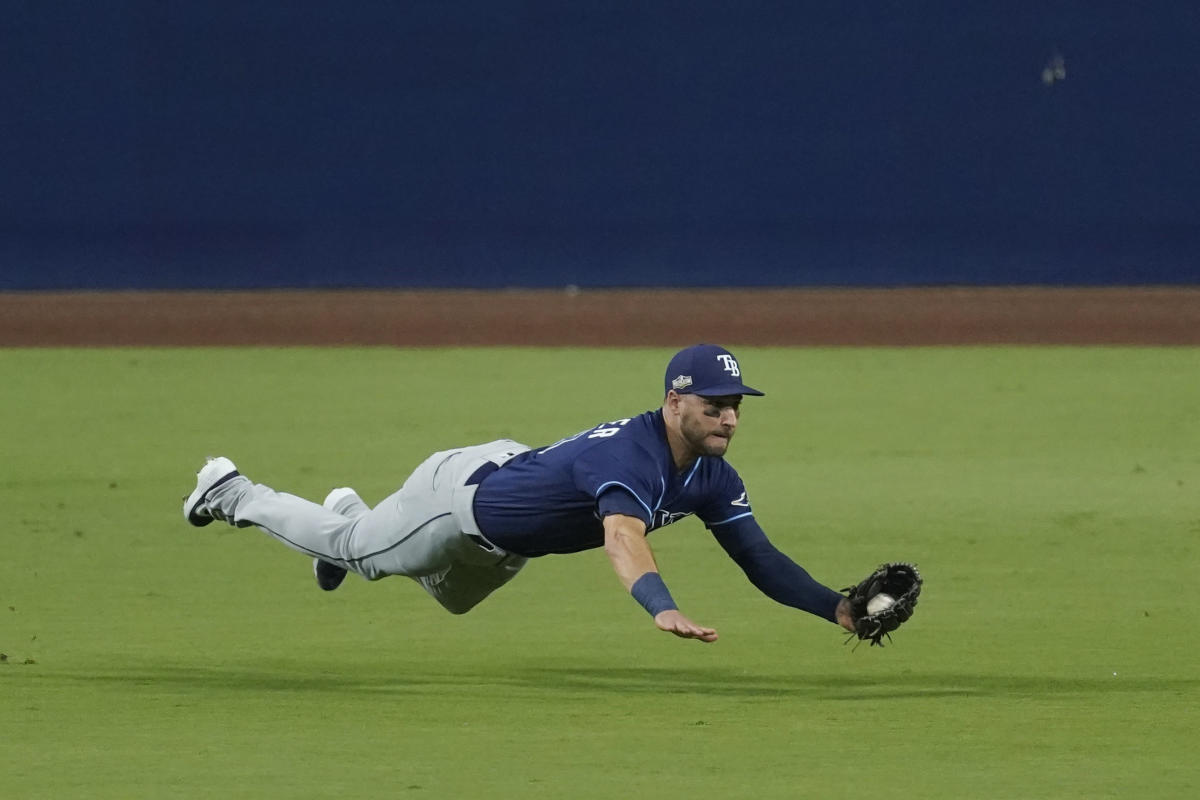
465, 460, 500, 486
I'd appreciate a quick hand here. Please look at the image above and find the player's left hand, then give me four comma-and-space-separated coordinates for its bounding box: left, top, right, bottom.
654, 610, 719, 642
841, 562, 923, 647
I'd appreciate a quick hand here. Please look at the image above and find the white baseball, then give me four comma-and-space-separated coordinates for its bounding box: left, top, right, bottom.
867, 593, 895, 615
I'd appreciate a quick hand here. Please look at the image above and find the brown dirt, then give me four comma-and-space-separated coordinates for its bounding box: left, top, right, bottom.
2, 287, 1198, 346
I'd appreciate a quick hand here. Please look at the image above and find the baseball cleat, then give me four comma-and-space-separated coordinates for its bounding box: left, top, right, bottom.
312, 487, 355, 591
313, 558, 348, 591
183, 456, 241, 526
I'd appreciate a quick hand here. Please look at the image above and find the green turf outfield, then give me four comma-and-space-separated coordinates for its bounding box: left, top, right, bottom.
2, 346, 1198, 798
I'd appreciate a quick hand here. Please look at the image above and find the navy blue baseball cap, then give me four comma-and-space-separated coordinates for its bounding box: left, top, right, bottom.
664, 344, 764, 397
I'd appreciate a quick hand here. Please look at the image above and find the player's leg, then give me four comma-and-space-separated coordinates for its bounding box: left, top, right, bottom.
314, 488, 369, 591
185, 443, 530, 609
197, 473, 373, 568
186, 453, 483, 581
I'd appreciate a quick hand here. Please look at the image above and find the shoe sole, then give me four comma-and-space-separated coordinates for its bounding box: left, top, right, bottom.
313, 557, 348, 591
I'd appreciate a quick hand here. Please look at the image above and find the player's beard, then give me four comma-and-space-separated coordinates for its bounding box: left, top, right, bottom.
680, 413, 734, 458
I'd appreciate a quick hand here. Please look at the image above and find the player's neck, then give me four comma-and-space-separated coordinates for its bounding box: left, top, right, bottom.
662, 412, 699, 472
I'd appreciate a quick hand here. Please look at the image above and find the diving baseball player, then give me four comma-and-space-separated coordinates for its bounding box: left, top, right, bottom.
184, 344, 859, 640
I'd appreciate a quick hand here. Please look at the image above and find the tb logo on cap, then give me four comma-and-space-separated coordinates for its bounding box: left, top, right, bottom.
716, 354, 741, 377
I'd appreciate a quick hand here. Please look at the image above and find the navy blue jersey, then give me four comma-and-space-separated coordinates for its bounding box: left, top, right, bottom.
473, 410, 752, 557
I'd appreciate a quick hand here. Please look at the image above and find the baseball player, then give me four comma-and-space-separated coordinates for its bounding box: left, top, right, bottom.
184, 344, 858, 641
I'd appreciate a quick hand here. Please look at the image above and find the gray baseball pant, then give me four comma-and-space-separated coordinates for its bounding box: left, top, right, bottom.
204, 439, 530, 614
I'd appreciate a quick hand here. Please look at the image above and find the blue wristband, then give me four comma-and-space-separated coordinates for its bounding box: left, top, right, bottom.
630, 572, 678, 617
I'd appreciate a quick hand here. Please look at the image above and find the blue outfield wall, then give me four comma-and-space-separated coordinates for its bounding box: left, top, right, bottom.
2, 2, 1198, 290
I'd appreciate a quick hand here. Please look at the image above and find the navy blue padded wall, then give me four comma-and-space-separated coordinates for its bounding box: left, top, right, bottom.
2, 2, 1198, 289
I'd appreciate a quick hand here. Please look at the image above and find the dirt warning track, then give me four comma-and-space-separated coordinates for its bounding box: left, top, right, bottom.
2, 287, 1198, 346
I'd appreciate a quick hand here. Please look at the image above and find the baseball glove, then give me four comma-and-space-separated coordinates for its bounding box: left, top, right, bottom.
842, 562, 922, 647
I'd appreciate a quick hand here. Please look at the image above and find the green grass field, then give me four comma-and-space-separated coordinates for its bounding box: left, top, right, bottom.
2, 347, 1198, 798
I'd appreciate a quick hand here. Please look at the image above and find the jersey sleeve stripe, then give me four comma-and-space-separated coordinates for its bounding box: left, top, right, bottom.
706, 511, 755, 527
595, 480, 653, 519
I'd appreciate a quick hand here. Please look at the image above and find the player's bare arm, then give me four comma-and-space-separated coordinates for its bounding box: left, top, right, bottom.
602, 513, 718, 642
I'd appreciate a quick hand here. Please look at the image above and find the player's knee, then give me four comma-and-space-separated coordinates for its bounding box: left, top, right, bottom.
432, 586, 490, 615
438, 597, 480, 615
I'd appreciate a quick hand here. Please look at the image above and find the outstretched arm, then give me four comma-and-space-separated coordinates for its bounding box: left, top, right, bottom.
711, 516, 855, 632
603, 513, 718, 642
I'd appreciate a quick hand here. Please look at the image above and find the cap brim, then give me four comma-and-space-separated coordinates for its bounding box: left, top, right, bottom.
693, 383, 765, 397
